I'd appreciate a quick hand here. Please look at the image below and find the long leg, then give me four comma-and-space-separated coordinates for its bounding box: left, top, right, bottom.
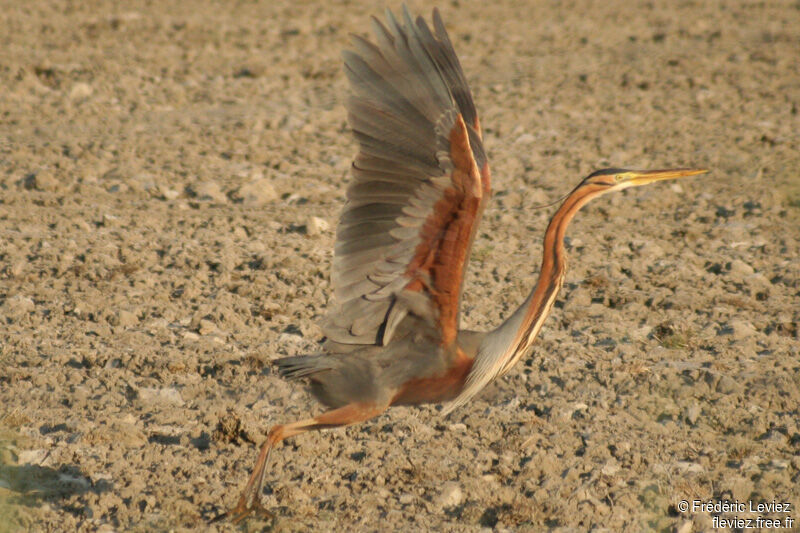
216, 401, 388, 524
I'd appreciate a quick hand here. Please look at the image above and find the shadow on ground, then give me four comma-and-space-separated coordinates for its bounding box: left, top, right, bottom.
0, 429, 107, 531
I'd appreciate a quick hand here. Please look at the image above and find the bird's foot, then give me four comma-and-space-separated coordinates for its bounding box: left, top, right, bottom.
211, 495, 275, 524
210, 436, 278, 525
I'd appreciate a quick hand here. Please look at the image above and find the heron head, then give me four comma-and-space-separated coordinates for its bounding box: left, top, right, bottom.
583, 167, 709, 191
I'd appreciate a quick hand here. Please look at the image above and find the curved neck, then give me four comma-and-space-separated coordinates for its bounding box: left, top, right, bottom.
487, 183, 606, 374
442, 182, 608, 415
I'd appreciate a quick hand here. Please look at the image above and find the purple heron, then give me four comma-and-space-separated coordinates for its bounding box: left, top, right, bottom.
219, 6, 708, 522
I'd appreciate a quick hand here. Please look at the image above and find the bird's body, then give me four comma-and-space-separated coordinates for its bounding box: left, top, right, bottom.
277, 320, 483, 409
218, 7, 708, 523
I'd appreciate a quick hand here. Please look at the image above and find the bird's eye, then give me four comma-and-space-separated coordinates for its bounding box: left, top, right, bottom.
614, 174, 624, 182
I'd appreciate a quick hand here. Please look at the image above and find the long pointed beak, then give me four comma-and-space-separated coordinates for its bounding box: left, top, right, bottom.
622, 168, 709, 186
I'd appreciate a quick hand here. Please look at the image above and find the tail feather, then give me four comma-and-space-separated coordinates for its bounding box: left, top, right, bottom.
275, 355, 333, 380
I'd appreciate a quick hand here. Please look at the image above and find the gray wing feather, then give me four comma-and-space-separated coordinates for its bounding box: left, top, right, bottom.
323, 7, 485, 347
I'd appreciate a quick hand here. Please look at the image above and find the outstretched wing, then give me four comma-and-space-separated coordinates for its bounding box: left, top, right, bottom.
322, 7, 491, 349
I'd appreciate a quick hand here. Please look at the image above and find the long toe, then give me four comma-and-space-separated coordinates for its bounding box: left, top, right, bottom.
228, 501, 275, 525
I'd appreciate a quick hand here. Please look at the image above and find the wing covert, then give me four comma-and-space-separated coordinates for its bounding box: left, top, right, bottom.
323, 7, 491, 349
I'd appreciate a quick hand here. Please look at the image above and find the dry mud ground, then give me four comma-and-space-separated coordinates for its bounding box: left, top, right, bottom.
1, 1, 799, 531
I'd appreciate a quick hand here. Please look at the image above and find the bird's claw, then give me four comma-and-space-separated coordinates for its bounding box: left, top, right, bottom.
230, 502, 275, 525
210, 496, 275, 524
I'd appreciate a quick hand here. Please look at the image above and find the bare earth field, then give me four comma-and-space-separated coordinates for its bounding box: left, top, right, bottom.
1, 1, 799, 531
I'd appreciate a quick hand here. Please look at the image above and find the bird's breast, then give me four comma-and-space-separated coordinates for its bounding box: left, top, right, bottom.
389, 347, 474, 406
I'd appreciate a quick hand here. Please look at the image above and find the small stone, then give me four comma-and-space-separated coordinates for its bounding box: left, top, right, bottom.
182, 331, 200, 342
102, 213, 120, 226
674, 461, 704, 473
770, 458, 789, 469
90, 471, 113, 484
614, 441, 631, 454
398, 493, 414, 505
17, 449, 48, 465
69, 82, 93, 101
715, 375, 740, 394
85, 421, 146, 448
107, 182, 129, 194
728, 259, 755, 277
21, 170, 59, 191
237, 177, 278, 206
198, 319, 216, 335
277, 332, 308, 352
675, 520, 693, 533
307, 216, 330, 236
481, 474, 499, 486
10, 261, 25, 277
434, 481, 463, 509
4, 294, 35, 315
138, 387, 184, 406
117, 310, 138, 327
192, 181, 227, 203
113, 421, 147, 447
159, 185, 181, 200
729, 320, 756, 340
514, 133, 535, 144
638, 241, 665, 260
601, 460, 620, 476
685, 404, 701, 425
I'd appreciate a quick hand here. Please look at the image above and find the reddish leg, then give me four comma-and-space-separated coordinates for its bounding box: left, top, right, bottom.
216, 401, 387, 524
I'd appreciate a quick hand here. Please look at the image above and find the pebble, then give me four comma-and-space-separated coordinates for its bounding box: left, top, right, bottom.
22, 169, 59, 191
192, 181, 227, 203
138, 387, 185, 406
601, 460, 620, 476
399, 493, 415, 505
638, 241, 665, 260
17, 449, 48, 465
685, 404, 702, 425
237, 177, 278, 206
198, 319, 217, 335
770, 459, 789, 469
159, 185, 181, 200
69, 82, 93, 101
434, 481, 463, 509
117, 310, 138, 327
728, 259, 755, 277
674, 461, 704, 473
514, 133, 535, 144
9, 261, 25, 277
480, 474, 499, 486
86, 421, 146, 448
4, 294, 35, 316
112, 421, 147, 448
307, 216, 330, 236
277, 332, 309, 352
729, 319, 757, 340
